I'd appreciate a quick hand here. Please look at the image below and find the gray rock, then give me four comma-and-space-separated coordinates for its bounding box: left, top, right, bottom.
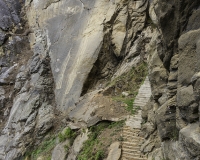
52, 140, 70, 160
156, 100, 176, 141
0, 0, 21, 30
167, 81, 177, 90
158, 93, 167, 106
36, 104, 54, 135
179, 123, 200, 159
168, 71, 178, 81
142, 122, 156, 136
0, 28, 56, 159
111, 6, 127, 57
106, 142, 121, 160
67, 130, 88, 160
0, 30, 6, 45
147, 148, 163, 160
177, 85, 195, 108
161, 141, 179, 160
178, 29, 200, 86
170, 54, 179, 70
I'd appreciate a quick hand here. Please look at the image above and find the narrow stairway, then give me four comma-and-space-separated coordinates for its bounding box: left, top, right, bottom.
133, 76, 152, 107
121, 76, 151, 160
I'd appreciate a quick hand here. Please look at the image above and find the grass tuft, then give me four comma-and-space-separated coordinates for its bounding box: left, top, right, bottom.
77, 121, 125, 160
58, 127, 77, 145
109, 62, 147, 115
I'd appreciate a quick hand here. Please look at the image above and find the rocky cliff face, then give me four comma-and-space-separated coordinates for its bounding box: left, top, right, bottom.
142, 0, 200, 159
0, 0, 200, 160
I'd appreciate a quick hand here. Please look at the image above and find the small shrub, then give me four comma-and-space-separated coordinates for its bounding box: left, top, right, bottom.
118, 136, 124, 141
58, 128, 77, 145
78, 121, 125, 160
64, 144, 70, 155
30, 136, 56, 160
95, 150, 104, 160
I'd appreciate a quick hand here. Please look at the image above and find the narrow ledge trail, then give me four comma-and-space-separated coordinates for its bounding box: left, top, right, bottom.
121, 77, 151, 160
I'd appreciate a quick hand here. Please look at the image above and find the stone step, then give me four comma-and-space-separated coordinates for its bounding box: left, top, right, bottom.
134, 102, 149, 104
122, 145, 142, 149
127, 117, 142, 120
123, 126, 141, 129
133, 105, 146, 107
133, 77, 151, 106
123, 145, 141, 150
134, 99, 150, 102
122, 151, 141, 157
121, 77, 150, 160
123, 140, 143, 144
122, 148, 141, 153
134, 96, 151, 98
135, 94, 151, 96
123, 128, 140, 132
122, 130, 143, 136
133, 102, 147, 105
122, 142, 143, 146
134, 98, 150, 100
123, 131, 141, 135
134, 91, 151, 93
123, 136, 144, 141
134, 101, 149, 104
134, 90, 151, 92
123, 136, 143, 140
134, 97, 151, 99
122, 134, 143, 138
127, 119, 142, 122
133, 104, 147, 107
134, 99, 151, 102
121, 153, 146, 159
127, 120, 142, 123
132, 118, 142, 121
122, 142, 142, 146
121, 155, 147, 160
123, 138, 143, 141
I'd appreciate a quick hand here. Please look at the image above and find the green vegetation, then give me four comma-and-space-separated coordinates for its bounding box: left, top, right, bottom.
146, 16, 157, 29
110, 62, 147, 114
108, 120, 125, 129
25, 128, 77, 160
171, 128, 179, 141
58, 127, 77, 145
29, 136, 56, 160
113, 96, 140, 114
64, 144, 70, 155
77, 121, 125, 160
107, 62, 147, 94
24, 61, 147, 160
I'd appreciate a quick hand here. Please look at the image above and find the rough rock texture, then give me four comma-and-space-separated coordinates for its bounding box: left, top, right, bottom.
0, 1, 57, 159
106, 142, 121, 160
142, 0, 200, 159
0, 0, 151, 159
25, 0, 150, 113
1, 0, 200, 159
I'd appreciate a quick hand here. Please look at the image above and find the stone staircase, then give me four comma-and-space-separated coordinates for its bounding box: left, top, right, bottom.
120, 76, 151, 160
121, 112, 147, 160
133, 76, 151, 108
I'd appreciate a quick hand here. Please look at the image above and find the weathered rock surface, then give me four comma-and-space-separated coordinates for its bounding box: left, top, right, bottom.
106, 142, 121, 160
52, 140, 70, 160
1, 0, 200, 159
66, 130, 88, 160
142, 0, 200, 159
